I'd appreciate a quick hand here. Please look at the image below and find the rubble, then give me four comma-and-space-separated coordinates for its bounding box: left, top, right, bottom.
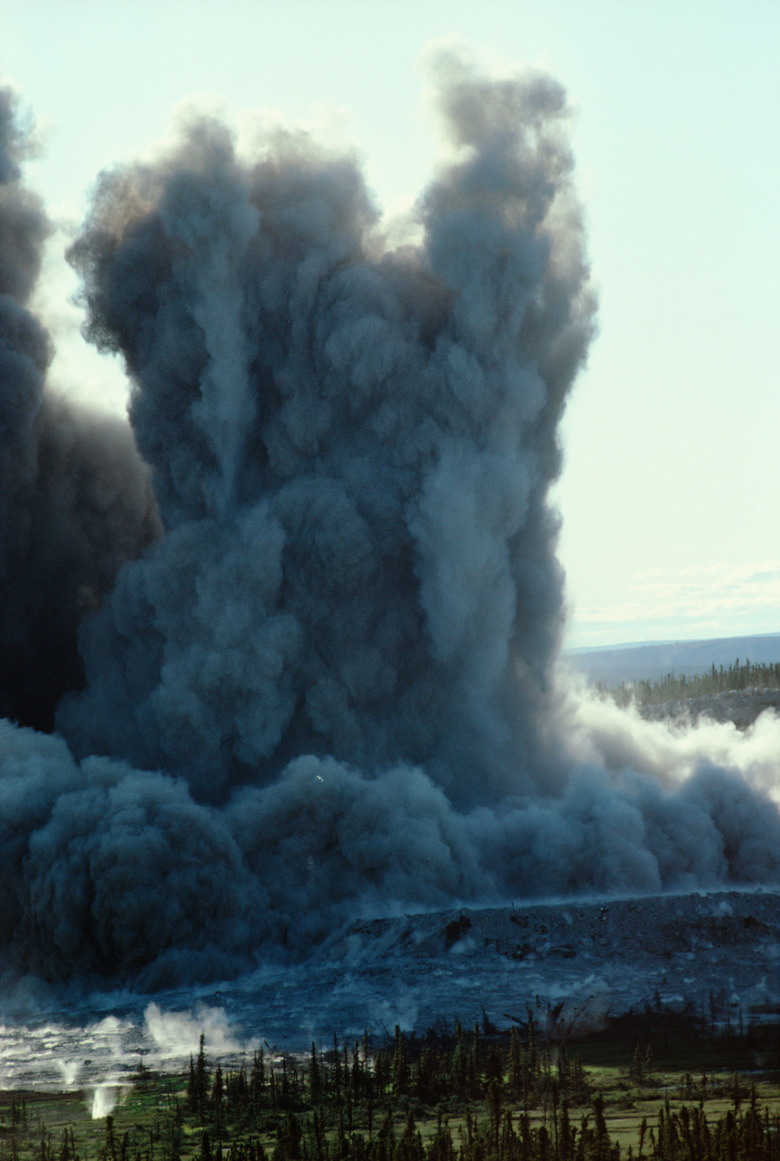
309, 889, 779, 1038
0, 889, 776, 1089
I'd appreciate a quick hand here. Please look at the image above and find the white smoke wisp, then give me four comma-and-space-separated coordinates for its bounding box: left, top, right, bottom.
563, 677, 780, 805
144, 1003, 252, 1060
0, 48, 776, 992
91, 1083, 129, 1120
57, 1060, 82, 1087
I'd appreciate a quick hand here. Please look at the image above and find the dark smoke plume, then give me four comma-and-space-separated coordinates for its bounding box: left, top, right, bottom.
0, 54, 778, 989
61, 51, 593, 803
0, 86, 160, 731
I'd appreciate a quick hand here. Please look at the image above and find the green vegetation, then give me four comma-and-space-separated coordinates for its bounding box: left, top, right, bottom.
1, 1013, 777, 1161
597, 657, 780, 708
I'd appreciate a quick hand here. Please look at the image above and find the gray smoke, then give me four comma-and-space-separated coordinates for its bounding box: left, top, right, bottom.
0, 53, 778, 989
60, 50, 593, 806
0, 86, 160, 731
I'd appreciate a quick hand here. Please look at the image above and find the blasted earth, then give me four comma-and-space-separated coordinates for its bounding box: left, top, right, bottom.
0, 46, 778, 1025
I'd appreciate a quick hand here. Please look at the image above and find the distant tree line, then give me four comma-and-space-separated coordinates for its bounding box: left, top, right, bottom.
155, 1025, 780, 1161
185, 1016, 588, 1123
597, 658, 780, 707
4, 1020, 779, 1161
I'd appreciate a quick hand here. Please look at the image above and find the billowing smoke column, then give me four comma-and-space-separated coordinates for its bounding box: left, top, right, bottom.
0, 88, 160, 731
0, 52, 778, 990
59, 50, 592, 806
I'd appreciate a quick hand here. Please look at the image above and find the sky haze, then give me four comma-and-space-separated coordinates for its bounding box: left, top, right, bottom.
3, 0, 779, 648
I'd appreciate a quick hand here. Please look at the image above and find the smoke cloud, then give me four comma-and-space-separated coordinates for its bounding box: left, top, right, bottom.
59, 48, 591, 804
0, 86, 160, 731
0, 52, 777, 989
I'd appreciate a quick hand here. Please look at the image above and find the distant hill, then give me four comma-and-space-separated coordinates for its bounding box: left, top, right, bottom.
565, 632, 780, 687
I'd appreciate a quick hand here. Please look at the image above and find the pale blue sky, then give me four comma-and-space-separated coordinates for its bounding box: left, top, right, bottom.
3, 0, 779, 648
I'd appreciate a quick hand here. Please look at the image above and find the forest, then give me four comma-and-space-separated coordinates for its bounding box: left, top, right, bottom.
597, 658, 780, 707
1, 1011, 778, 1161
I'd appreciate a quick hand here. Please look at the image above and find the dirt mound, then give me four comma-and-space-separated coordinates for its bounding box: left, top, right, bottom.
311, 889, 780, 1039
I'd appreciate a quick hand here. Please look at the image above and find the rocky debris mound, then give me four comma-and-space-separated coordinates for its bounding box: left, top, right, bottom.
336, 890, 779, 966
311, 889, 779, 1039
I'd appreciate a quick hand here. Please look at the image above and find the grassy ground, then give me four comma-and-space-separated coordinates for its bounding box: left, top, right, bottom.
0, 1017, 777, 1161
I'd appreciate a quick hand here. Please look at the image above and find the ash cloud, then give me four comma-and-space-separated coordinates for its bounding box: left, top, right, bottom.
0, 54, 777, 989
0, 86, 160, 731
59, 50, 593, 805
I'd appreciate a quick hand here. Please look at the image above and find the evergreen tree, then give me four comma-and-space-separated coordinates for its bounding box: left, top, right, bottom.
309, 1042, 323, 1104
